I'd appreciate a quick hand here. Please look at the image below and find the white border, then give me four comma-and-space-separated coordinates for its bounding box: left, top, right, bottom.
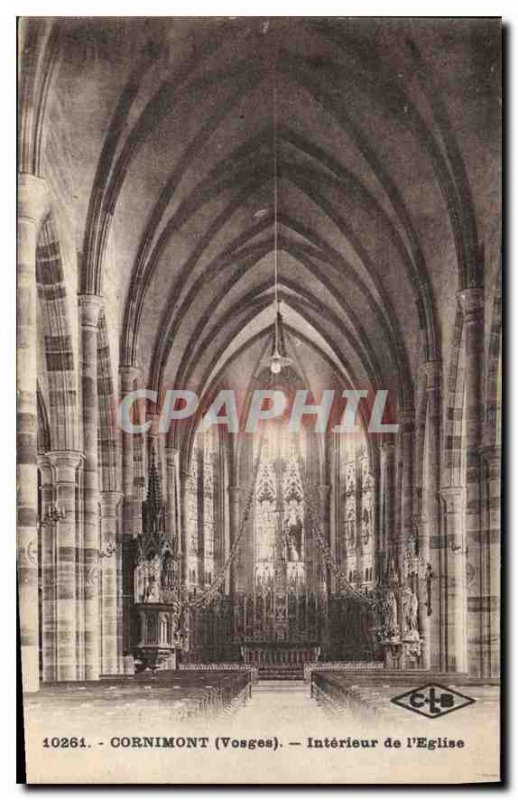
1, 4, 514, 798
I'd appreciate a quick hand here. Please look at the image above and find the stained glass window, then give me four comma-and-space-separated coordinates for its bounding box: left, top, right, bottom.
203, 429, 216, 584
254, 437, 277, 578
339, 437, 375, 587
254, 427, 306, 587
186, 428, 219, 588
186, 445, 198, 586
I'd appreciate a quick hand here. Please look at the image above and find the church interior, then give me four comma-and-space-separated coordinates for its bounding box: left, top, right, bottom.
18, 18, 501, 728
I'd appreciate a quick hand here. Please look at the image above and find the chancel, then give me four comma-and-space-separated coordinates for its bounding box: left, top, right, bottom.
18, 17, 500, 749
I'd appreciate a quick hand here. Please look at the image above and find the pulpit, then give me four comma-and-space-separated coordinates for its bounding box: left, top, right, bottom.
132, 448, 183, 671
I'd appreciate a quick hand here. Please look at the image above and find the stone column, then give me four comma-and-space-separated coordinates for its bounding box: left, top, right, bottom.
399, 411, 414, 565
396, 412, 414, 644
354, 454, 363, 588
371, 449, 381, 583
166, 446, 181, 549
17, 174, 49, 692
228, 486, 241, 594
180, 466, 191, 587
327, 436, 338, 594
238, 437, 255, 594
318, 483, 332, 596
458, 288, 484, 676
78, 293, 103, 681
412, 514, 430, 669
222, 454, 231, 595
481, 445, 501, 677
38, 455, 56, 682
196, 446, 205, 590
46, 451, 83, 680
100, 490, 123, 675
120, 365, 139, 537
166, 444, 182, 649
440, 487, 467, 673
422, 360, 441, 670
119, 364, 138, 673
379, 441, 396, 570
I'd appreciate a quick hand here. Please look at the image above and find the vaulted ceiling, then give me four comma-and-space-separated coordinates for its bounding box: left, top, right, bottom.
37, 17, 501, 411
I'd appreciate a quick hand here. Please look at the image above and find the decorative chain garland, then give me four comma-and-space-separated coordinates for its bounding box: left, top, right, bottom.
180, 440, 374, 614
182, 425, 268, 611
298, 459, 373, 606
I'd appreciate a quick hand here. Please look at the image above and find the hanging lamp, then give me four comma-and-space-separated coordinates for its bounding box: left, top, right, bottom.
268, 84, 292, 375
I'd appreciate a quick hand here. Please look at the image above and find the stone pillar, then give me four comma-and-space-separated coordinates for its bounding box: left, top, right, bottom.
222, 453, 232, 595
46, 451, 83, 680
17, 174, 49, 692
318, 483, 332, 596
166, 444, 182, 649
412, 514, 430, 669
481, 445, 501, 677
228, 486, 241, 594
180, 466, 191, 587
100, 490, 123, 675
238, 437, 255, 594
326, 436, 337, 594
380, 441, 396, 569
422, 360, 441, 670
78, 294, 103, 681
196, 445, 205, 590
458, 288, 484, 676
166, 446, 181, 549
120, 365, 139, 538
119, 364, 139, 673
440, 487, 467, 673
397, 412, 414, 641
354, 453, 363, 588
38, 455, 56, 682
371, 450, 381, 583
399, 411, 414, 562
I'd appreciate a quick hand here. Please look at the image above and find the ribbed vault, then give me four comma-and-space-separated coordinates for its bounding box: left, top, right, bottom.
17, 16, 502, 694
37, 17, 500, 418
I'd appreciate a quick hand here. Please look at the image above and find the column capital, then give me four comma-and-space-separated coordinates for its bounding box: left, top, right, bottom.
317, 483, 332, 497
46, 449, 84, 467
420, 359, 442, 387
166, 446, 180, 466
78, 293, 103, 328
17, 173, 51, 226
380, 439, 396, 452
119, 363, 140, 391
398, 408, 415, 430
457, 287, 484, 319
480, 444, 501, 465
100, 490, 124, 514
37, 452, 53, 480
45, 450, 84, 481
439, 486, 464, 514
147, 412, 162, 438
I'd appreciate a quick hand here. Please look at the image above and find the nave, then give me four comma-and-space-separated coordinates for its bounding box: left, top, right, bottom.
24, 669, 500, 783
18, 18, 501, 704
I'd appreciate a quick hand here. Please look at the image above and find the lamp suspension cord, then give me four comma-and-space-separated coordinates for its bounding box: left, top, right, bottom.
273, 83, 280, 349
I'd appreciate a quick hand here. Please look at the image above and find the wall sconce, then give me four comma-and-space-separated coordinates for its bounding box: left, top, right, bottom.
99, 542, 117, 559
42, 504, 66, 526
425, 563, 433, 616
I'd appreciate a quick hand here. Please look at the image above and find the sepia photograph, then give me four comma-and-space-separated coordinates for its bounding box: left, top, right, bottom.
15, 13, 502, 785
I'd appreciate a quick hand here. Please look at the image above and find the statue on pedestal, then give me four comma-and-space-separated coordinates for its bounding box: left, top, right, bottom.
386, 589, 399, 638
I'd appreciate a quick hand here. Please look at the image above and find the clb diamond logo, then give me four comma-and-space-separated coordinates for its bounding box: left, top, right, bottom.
391, 684, 475, 719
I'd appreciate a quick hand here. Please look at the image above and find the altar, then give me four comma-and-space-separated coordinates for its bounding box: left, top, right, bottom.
241, 643, 320, 674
